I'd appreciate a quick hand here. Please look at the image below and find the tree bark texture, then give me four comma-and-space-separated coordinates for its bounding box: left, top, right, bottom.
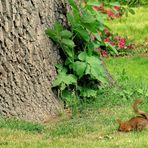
0, 0, 67, 122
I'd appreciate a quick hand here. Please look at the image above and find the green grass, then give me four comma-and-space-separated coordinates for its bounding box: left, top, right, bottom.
106, 7, 148, 48
105, 56, 148, 83
0, 6, 148, 148
0, 56, 148, 147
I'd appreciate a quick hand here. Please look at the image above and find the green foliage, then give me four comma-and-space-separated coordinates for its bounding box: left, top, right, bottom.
46, 0, 119, 111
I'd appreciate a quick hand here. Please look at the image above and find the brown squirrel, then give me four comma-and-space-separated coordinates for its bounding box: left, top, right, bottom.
117, 99, 148, 132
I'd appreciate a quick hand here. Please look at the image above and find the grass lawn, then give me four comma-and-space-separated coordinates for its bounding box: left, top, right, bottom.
0, 7, 148, 148
0, 56, 147, 148
105, 56, 148, 83
106, 7, 148, 48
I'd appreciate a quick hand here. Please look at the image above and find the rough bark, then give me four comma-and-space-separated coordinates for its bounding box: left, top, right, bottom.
0, 0, 67, 122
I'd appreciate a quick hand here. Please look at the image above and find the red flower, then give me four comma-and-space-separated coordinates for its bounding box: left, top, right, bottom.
104, 38, 109, 42
126, 44, 133, 49
92, 6, 99, 11
109, 41, 115, 46
106, 9, 114, 17
113, 5, 119, 10
101, 50, 107, 56
116, 13, 120, 17
104, 27, 108, 33
115, 35, 120, 41
97, 47, 101, 51
120, 37, 125, 43
118, 38, 125, 48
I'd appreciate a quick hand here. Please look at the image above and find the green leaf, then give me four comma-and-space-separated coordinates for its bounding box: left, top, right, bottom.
55, 64, 65, 72
45, 29, 59, 42
60, 30, 73, 38
82, 22, 98, 33
65, 74, 77, 85
94, 33, 102, 42
52, 67, 77, 88
63, 46, 74, 58
110, 2, 120, 6
77, 86, 97, 98
105, 42, 118, 54
78, 51, 87, 61
45, 22, 63, 42
68, 0, 79, 10
61, 90, 73, 103
72, 61, 87, 78
87, 2, 101, 7
128, 9, 135, 15
65, 57, 73, 65
74, 27, 89, 42
61, 39, 75, 48
86, 55, 106, 82
67, 12, 75, 26
51, 22, 63, 32
86, 55, 101, 65
81, 14, 96, 24
85, 65, 91, 75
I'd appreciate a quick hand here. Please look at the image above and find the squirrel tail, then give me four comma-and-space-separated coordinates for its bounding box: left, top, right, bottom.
133, 99, 148, 119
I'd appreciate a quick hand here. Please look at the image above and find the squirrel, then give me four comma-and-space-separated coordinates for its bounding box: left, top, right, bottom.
117, 99, 148, 132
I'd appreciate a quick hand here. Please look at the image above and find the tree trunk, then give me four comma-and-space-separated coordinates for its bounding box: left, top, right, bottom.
0, 0, 66, 122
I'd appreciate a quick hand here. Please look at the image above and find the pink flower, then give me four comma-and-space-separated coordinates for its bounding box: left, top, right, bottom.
116, 13, 120, 17
120, 37, 125, 43
104, 38, 109, 42
92, 6, 99, 11
104, 28, 110, 36
126, 44, 133, 49
109, 41, 115, 46
97, 47, 101, 50
107, 9, 114, 17
104, 27, 108, 33
118, 38, 125, 48
115, 36, 120, 41
113, 5, 119, 10
101, 50, 107, 56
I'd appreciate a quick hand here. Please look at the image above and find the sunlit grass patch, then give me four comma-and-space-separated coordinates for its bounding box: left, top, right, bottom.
105, 56, 148, 83
106, 7, 148, 47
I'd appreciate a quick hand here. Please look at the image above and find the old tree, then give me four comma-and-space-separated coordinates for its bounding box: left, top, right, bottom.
0, 0, 67, 122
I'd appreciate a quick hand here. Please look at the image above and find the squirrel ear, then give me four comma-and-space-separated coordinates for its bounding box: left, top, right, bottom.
116, 119, 122, 124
